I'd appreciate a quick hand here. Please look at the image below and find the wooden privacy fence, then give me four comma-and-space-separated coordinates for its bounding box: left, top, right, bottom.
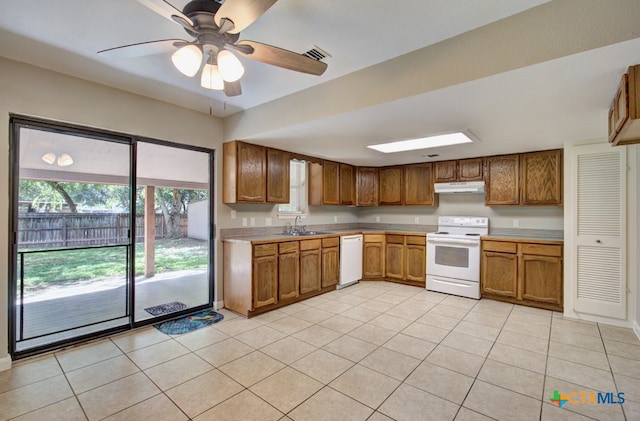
18, 213, 187, 249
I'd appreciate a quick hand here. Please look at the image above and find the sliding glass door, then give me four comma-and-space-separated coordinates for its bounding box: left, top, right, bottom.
10, 118, 214, 357
11, 121, 133, 354
133, 141, 212, 323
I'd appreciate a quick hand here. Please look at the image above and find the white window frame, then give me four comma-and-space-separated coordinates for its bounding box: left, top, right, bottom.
278, 159, 308, 219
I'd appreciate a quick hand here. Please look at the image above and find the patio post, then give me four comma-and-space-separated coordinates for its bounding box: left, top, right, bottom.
144, 185, 155, 277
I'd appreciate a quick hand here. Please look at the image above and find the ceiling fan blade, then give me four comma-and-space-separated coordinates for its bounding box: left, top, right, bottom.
214, 0, 277, 34
98, 39, 188, 58
137, 0, 196, 31
234, 40, 327, 76
224, 80, 242, 97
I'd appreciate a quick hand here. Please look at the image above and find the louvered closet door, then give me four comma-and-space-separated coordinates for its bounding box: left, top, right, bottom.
574, 144, 626, 319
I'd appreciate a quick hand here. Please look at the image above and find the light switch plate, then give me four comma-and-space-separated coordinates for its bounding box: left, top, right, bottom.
242, 217, 247, 227
414, 216, 420, 224
230, 209, 236, 219
334, 216, 338, 223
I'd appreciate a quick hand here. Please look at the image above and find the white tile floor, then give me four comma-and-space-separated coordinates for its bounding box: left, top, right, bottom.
2, 281, 639, 420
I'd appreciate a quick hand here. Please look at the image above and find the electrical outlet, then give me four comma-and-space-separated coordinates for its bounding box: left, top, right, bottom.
375, 216, 380, 222
414, 216, 420, 224
250, 217, 256, 227
242, 217, 247, 227
513, 219, 519, 228
265, 217, 272, 226
230, 209, 236, 219
333, 216, 338, 223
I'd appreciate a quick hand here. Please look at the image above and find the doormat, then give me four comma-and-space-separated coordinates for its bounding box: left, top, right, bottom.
144, 301, 187, 316
153, 309, 224, 335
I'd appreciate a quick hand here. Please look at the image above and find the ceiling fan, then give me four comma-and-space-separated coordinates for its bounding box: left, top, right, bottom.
98, 0, 328, 97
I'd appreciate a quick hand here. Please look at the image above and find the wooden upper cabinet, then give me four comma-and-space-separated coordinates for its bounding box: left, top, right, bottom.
340, 164, 356, 206
323, 161, 340, 205
434, 161, 457, 183
356, 167, 379, 206
484, 154, 520, 206
520, 150, 562, 206
266, 148, 290, 204
404, 162, 437, 206
223, 141, 267, 204
609, 64, 640, 146
458, 158, 484, 181
379, 166, 404, 206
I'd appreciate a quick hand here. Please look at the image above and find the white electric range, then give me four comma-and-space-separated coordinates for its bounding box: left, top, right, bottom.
426, 216, 488, 299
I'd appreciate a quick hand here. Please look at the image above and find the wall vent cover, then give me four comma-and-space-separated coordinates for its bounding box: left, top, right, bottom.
303, 46, 330, 61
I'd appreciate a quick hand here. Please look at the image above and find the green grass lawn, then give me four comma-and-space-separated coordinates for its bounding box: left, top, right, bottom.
20, 237, 208, 288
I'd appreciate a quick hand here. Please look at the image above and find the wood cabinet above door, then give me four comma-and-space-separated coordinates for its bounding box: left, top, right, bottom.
609, 64, 640, 146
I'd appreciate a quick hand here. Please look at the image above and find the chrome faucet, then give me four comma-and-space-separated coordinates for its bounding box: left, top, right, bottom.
294, 215, 302, 233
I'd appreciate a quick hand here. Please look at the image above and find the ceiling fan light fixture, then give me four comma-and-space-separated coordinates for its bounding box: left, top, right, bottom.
171, 44, 203, 77
201, 63, 224, 90
41, 152, 56, 165
57, 153, 74, 167
217, 49, 244, 82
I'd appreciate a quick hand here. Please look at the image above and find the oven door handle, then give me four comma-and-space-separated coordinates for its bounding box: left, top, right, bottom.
427, 238, 479, 246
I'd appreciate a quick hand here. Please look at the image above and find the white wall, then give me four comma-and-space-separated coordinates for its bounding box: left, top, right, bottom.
0, 57, 224, 368
357, 194, 564, 230
187, 200, 209, 241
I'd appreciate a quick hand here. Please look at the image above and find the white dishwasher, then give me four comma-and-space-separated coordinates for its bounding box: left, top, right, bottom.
338, 234, 363, 289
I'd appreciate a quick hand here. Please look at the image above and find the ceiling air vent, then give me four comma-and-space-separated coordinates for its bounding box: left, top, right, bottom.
303, 46, 330, 61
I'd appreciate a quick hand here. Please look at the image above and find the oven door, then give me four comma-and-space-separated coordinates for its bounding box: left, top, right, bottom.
426, 237, 480, 282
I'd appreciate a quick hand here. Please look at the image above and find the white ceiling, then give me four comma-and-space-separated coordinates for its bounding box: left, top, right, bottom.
1, 0, 640, 166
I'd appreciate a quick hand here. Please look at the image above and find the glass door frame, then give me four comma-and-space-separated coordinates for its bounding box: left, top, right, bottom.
8, 115, 216, 359
129, 136, 216, 328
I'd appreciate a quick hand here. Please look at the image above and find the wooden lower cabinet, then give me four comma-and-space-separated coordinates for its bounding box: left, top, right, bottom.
363, 235, 385, 278
300, 240, 322, 295
481, 238, 563, 311
252, 249, 278, 309
278, 242, 299, 301
387, 234, 426, 286
321, 237, 340, 288
519, 244, 563, 306
385, 235, 405, 280
405, 240, 426, 283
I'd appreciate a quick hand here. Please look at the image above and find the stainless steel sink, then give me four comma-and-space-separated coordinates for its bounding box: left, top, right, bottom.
286, 231, 330, 236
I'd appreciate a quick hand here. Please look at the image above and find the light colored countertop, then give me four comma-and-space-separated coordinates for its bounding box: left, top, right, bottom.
222, 228, 564, 245
221, 229, 431, 244
481, 234, 563, 245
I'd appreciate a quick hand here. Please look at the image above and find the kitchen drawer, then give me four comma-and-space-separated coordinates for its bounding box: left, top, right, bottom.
482, 240, 517, 253
322, 237, 339, 248
300, 239, 322, 251
386, 234, 404, 244
520, 243, 562, 257
364, 234, 385, 243
254, 243, 278, 257
279, 241, 299, 254
406, 235, 426, 246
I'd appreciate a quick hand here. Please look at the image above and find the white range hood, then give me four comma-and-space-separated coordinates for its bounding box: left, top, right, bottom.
434, 181, 485, 194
